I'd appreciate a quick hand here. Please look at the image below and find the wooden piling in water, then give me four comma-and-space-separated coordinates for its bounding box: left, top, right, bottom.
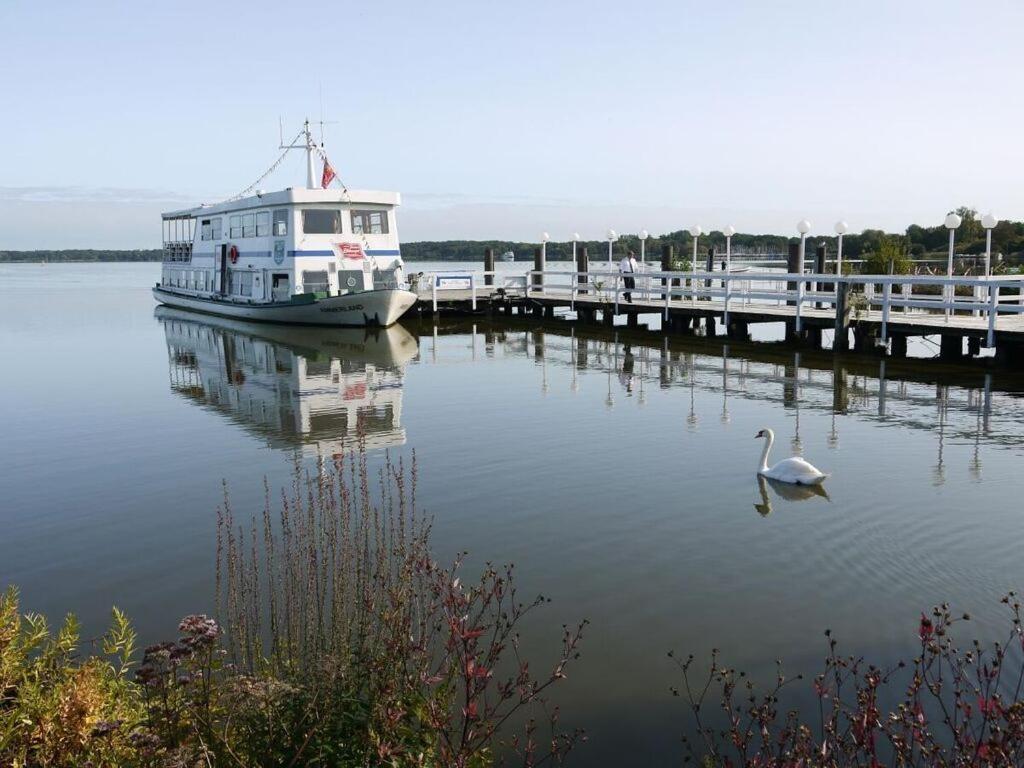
940, 334, 964, 360
727, 319, 749, 340
576, 246, 588, 294
533, 247, 543, 290
891, 333, 908, 358
484, 247, 495, 286
786, 242, 800, 306
833, 283, 851, 352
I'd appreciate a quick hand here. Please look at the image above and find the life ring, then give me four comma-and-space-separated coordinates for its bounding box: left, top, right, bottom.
228, 244, 239, 264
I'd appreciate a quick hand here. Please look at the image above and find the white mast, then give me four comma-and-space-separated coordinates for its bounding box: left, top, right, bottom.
280, 118, 317, 189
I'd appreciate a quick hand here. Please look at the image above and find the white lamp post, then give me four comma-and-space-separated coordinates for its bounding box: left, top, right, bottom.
607, 229, 617, 271
834, 220, 849, 278
723, 224, 736, 273
639, 229, 648, 265
981, 213, 998, 277
944, 212, 961, 279
572, 231, 580, 264
796, 219, 811, 275
944, 212, 962, 318
688, 225, 702, 270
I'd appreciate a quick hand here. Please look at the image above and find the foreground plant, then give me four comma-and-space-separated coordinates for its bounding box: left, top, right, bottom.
0, 587, 142, 766
672, 596, 1024, 766
207, 446, 586, 766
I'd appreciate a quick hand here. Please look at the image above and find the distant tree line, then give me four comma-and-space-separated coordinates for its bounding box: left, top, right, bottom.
0, 249, 162, 262
4, 207, 1023, 269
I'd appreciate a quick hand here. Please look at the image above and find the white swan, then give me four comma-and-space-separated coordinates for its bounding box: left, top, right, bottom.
755, 428, 828, 485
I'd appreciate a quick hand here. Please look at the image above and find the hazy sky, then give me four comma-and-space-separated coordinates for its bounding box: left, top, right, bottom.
2, 0, 1023, 248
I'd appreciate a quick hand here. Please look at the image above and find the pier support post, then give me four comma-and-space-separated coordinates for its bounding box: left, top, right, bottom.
627, 313, 639, 327
806, 326, 823, 348
853, 326, 874, 353
603, 308, 615, 326
532, 247, 543, 292
576, 246, 588, 295
833, 283, 851, 352
967, 336, 981, 357
890, 333, 908, 358
484, 247, 495, 286
940, 334, 964, 361
996, 340, 1024, 370
727, 319, 749, 340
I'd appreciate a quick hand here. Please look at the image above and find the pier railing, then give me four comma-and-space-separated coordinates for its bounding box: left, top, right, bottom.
414, 269, 528, 311
524, 268, 1024, 347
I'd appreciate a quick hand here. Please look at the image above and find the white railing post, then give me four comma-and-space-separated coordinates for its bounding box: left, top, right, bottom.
432, 278, 438, 313
470, 273, 477, 311
987, 284, 1000, 348
723, 272, 731, 327
664, 275, 670, 320
795, 278, 803, 333
570, 269, 576, 312
880, 281, 891, 346
614, 274, 620, 314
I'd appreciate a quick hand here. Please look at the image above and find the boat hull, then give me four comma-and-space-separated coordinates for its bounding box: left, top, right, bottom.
152, 286, 417, 327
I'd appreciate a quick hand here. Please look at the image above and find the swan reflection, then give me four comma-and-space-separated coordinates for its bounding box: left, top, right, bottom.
754, 474, 830, 517
156, 306, 418, 455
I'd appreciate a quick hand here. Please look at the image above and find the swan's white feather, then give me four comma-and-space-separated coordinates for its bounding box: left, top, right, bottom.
760, 456, 828, 485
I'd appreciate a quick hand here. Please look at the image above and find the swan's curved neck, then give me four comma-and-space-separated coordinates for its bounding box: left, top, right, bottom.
759, 430, 774, 473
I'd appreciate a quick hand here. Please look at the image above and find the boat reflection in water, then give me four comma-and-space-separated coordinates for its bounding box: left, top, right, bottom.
156, 307, 419, 454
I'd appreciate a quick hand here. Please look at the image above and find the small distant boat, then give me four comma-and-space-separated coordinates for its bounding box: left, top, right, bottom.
499, 250, 515, 262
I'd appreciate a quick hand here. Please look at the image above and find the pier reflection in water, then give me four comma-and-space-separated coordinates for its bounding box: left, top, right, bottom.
413, 319, 1021, 492
157, 307, 418, 455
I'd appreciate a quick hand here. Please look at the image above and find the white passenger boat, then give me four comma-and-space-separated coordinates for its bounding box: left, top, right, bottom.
153, 121, 417, 327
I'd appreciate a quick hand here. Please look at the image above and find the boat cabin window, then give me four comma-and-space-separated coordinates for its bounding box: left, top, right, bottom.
200, 218, 223, 241
229, 215, 242, 238
302, 209, 343, 234
351, 209, 389, 235
302, 270, 330, 295
256, 211, 270, 237
272, 210, 288, 236
242, 213, 256, 238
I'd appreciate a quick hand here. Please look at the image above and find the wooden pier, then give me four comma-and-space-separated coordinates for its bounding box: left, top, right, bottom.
411, 254, 1024, 368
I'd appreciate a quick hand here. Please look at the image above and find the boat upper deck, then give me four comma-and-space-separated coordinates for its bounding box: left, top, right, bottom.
162, 188, 401, 220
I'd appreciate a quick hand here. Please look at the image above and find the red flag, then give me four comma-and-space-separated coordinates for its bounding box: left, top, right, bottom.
321, 157, 336, 188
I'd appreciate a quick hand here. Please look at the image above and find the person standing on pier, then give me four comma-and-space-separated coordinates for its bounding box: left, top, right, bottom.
620, 249, 637, 303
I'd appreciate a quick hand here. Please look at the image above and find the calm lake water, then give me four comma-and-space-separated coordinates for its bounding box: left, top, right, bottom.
3, 262, 1024, 763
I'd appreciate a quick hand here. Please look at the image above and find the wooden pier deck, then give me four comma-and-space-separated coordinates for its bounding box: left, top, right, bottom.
412, 267, 1024, 367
